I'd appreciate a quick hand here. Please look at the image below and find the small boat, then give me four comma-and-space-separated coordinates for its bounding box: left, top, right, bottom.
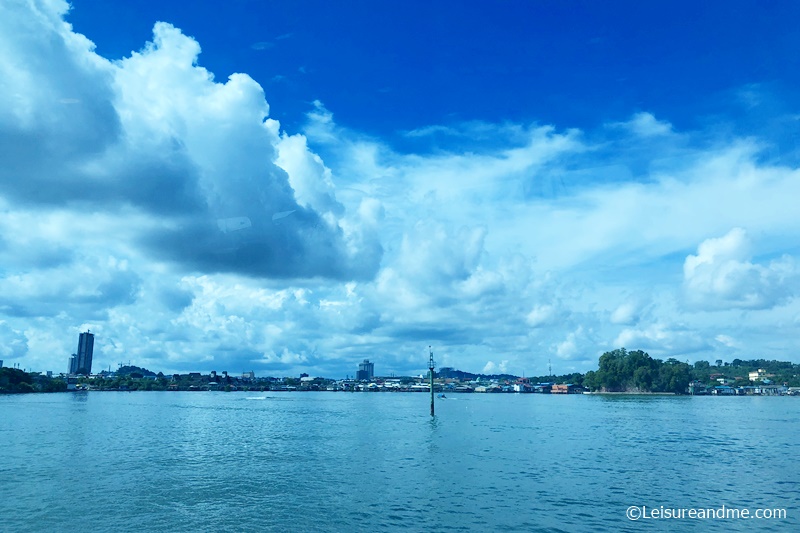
437, 393, 447, 399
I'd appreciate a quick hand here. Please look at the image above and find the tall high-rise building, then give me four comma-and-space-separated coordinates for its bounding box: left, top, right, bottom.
69, 331, 94, 375
356, 359, 374, 381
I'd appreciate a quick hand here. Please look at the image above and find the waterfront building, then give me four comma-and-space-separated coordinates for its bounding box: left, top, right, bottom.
551, 384, 583, 394
749, 369, 769, 382
68, 331, 94, 375
512, 383, 530, 393
688, 381, 708, 395
356, 359, 374, 381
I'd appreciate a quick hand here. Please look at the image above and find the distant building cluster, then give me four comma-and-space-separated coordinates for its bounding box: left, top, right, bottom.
356, 359, 374, 381
689, 368, 792, 396
67, 331, 94, 375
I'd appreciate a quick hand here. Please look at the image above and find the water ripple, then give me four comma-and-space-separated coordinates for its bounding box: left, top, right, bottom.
1, 392, 798, 531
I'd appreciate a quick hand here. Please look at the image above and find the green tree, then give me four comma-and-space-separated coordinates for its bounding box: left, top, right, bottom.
0, 367, 35, 393
583, 370, 597, 390
586, 348, 691, 393
633, 366, 654, 391
41, 378, 67, 393
655, 362, 691, 394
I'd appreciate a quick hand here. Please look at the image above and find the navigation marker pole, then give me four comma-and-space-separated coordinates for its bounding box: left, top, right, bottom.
429, 346, 436, 417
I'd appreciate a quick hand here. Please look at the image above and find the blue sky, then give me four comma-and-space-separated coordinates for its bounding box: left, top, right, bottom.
1, 0, 800, 377
67, 0, 800, 141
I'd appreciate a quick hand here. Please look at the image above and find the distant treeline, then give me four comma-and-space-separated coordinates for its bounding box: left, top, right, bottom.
0, 368, 66, 393
115, 365, 158, 378
442, 349, 800, 393
582, 349, 800, 393
438, 369, 519, 382
4, 349, 799, 394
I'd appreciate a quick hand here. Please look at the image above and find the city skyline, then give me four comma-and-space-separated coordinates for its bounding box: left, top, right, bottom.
1, 1, 800, 377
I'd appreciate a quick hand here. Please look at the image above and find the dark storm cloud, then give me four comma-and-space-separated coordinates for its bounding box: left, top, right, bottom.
0, 267, 141, 319
144, 206, 379, 280
158, 286, 195, 313
0, 7, 382, 282
0, 0, 122, 204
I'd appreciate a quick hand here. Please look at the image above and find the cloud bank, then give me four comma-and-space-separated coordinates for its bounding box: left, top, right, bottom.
0, 2, 381, 282
2, 0, 800, 376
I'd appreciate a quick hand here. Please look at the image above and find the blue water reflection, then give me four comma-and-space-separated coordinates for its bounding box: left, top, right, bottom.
1, 392, 797, 532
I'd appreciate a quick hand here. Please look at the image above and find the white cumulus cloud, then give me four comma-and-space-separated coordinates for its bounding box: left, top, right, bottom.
4, 0, 800, 376
684, 228, 799, 310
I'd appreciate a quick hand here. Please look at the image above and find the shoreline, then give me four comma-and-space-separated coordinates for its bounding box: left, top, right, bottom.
583, 391, 676, 396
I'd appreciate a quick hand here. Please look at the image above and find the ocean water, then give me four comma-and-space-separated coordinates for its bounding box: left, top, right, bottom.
1, 392, 798, 532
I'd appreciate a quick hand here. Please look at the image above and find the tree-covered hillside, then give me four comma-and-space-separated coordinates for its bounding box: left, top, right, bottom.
583, 348, 692, 393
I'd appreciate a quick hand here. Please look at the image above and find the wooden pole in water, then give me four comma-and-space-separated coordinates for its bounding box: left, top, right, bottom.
428, 346, 435, 416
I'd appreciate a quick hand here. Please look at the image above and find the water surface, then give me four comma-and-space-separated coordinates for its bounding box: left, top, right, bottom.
1, 392, 797, 532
